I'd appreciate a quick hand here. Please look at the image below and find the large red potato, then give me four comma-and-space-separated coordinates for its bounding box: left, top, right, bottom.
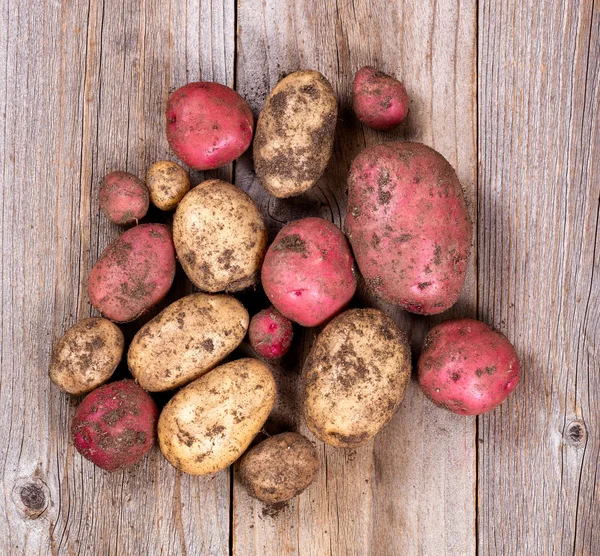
418, 318, 521, 415
261, 217, 357, 327
166, 82, 253, 170
345, 142, 471, 315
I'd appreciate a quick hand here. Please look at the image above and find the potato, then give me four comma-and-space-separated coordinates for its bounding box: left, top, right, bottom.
249, 307, 293, 360
253, 70, 337, 198
261, 217, 357, 327
345, 142, 472, 315
88, 223, 176, 322
49, 318, 123, 395
173, 180, 267, 292
128, 293, 249, 392
72, 380, 158, 471
158, 359, 276, 475
302, 308, 411, 447
146, 161, 190, 211
418, 318, 521, 415
166, 82, 254, 170
239, 432, 319, 504
352, 66, 409, 130
99, 171, 149, 225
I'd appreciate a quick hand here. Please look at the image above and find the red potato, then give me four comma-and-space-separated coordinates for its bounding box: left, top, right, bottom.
249, 307, 293, 359
345, 142, 471, 315
418, 319, 521, 415
99, 171, 149, 225
88, 223, 176, 322
166, 82, 253, 170
261, 218, 357, 327
352, 66, 409, 130
72, 380, 158, 471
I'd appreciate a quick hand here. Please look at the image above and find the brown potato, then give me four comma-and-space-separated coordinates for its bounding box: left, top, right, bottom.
49, 318, 124, 395
238, 432, 319, 504
253, 70, 338, 198
128, 293, 249, 392
302, 308, 411, 447
173, 180, 268, 292
158, 358, 276, 475
146, 160, 190, 211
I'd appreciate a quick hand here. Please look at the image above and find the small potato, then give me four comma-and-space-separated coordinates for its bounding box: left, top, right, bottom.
249, 307, 293, 360
253, 70, 337, 198
88, 223, 176, 322
352, 66, 409, 130
146, 161, 190, 211
49, 318, 124, 395
173, 180, 268, 292
100, 171, 149, 225
418, 318, 521, 415
302, 309, 411, 447
158, 359, 276, 475
239, 432, 319, 504
128, 293, 249, 392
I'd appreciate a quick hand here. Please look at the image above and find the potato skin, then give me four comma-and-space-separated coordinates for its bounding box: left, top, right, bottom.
146, 161, 190, 211
166, 82, 254, 170
239, 432, 319, 504
302, 308, 411, 447
158, 359, 276, 475
352, 66, 409, 130
249, 307, 293, 360
253, 70, 337, 198
72, 380, 158, 471
261, 217, 357, 327
99, 171, 149, 225
418, 318, 521, 415
88, 223, 176, 322
173, 180, 267, 292
128, 293, 249, 392
49, 318, 124, 395
345, 142, 471, 315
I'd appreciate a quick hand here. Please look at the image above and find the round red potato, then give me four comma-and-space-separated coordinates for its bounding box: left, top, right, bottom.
249, 307, 293, 359
88, 223, 176, 322
166, 82, 254, 170
352, 66, 409, 130
99, 171, 149, 225
72, 380, 158, 471
418, 319, 521, 415
261, 218, 357, 327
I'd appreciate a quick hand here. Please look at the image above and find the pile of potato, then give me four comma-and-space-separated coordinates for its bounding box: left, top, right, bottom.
50, 68, 521, 505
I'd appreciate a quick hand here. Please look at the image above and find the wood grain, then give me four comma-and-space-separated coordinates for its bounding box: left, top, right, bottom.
234, 1, 477, 555
478, 1, 600, 555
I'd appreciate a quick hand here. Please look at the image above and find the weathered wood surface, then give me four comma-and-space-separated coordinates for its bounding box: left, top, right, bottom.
0, 0, 598, 555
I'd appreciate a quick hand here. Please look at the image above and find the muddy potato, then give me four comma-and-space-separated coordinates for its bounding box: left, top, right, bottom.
239, 432, 319, 504
49, 318, 124, 395
128, 293, 249, 392
173, 180, 268, 292
146, 161, 190, 211
253, 70, 337, 198
302, 308, 411, 447
158, 359, 276, 475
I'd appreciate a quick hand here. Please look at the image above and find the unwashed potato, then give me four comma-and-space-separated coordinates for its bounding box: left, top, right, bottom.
158, 359, 276, 475
248, 306, 293, 360
302, 308, 411, 447
173, 180, 268, 292
49, 318, 124, 395
239, 432, 319, 504
128, 293, 249, 392
99, 171, 149, 225
146, 161, 190, 211
253, 70, 337, 198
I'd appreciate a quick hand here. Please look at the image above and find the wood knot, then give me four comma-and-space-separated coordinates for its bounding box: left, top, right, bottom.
565, 420, 587, 447
12, 477, 49, 519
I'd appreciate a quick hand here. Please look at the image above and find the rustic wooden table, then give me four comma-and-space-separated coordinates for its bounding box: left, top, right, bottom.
1, 0, 598, 554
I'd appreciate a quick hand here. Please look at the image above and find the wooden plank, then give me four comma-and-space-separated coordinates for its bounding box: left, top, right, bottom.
478, 1, 600, 554
234, 1, 477, 555
0, 0, 234, 553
